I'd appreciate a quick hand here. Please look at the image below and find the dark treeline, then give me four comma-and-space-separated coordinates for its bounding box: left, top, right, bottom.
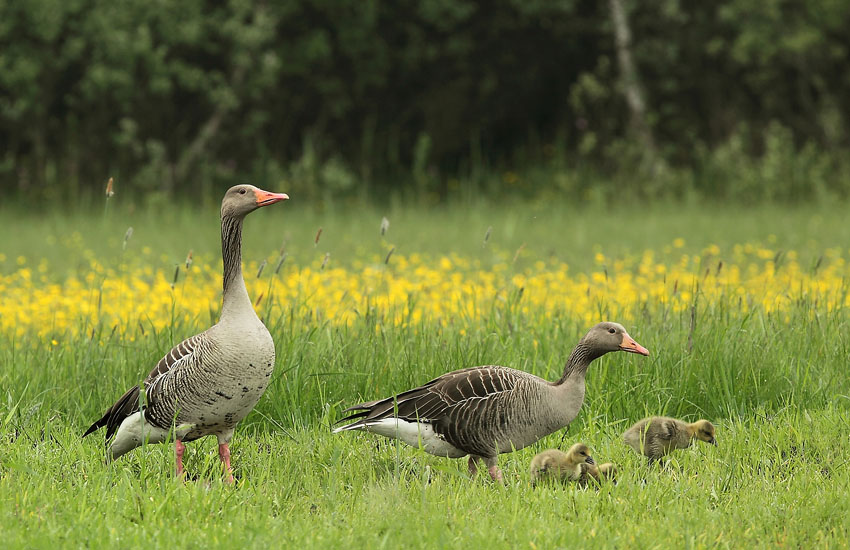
2, 0, 849, 202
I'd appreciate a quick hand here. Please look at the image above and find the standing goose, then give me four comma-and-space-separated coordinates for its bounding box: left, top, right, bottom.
83, 184, 288, 482
334, 322, 649, 481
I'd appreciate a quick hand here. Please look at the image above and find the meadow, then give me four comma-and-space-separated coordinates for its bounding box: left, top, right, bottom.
1, 197, 849, 548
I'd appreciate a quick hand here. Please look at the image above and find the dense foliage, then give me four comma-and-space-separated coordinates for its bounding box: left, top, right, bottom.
2, 0, 850, 200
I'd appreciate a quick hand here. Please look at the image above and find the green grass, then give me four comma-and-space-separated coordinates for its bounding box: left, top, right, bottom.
2, 199, 850, 548
2, 198, 849, 275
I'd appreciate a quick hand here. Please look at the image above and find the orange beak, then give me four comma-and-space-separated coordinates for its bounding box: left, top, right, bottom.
253, 188, 289, 206
620, 333, 650, 356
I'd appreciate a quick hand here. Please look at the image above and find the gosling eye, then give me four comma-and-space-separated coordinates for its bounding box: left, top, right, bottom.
608, 328, 616, 334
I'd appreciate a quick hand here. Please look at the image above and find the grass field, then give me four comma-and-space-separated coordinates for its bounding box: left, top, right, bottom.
1, 197, 850, 548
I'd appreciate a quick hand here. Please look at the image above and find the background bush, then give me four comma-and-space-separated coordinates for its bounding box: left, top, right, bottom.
2, 0, 849, 202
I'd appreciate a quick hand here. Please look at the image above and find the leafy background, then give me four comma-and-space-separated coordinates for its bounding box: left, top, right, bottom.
2, 0, 850, 203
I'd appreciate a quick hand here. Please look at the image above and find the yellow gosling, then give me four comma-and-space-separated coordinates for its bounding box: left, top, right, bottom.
589, 462, 617, 482
530, 443, 598, 486
623, 417, 717, 461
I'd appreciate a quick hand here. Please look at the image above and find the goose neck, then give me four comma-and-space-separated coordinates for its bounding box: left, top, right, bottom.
220, 214, 254, 318
554, 340, 602, 385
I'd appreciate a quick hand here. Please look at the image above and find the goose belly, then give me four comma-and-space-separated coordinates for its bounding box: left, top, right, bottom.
176, 341, 275, 438
363, 419, 468, 458
494, 414, 569, 454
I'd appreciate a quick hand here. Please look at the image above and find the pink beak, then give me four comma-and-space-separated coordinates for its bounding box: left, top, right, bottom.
620, 333, 650, 356
253, 188, 289, 206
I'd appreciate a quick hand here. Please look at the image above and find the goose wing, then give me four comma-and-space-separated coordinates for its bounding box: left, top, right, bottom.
83, 333, 207, 439
336, 365, 534, 455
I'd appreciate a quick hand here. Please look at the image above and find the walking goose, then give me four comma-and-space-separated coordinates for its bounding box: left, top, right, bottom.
623, 416, 717, 461
83, 184, 288, 482
334, 322, 649, 481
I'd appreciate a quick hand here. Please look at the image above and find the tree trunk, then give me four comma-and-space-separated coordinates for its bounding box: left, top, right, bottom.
609, 0, 659, 171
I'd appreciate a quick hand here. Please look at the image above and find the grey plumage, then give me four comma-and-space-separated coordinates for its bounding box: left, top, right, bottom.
83, 185, 288, 479
335, 321, 649, 481
623, 416, 717, 460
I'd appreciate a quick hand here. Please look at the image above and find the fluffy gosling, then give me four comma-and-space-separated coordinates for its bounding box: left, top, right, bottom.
530, 443, 610, 486
591, 462, 617, 482
623, 416, 717, 461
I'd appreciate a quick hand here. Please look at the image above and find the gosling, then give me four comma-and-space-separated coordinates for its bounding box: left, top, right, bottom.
592, 462, 617, 482
530, 443, 615, 486
623, 417, 717, 461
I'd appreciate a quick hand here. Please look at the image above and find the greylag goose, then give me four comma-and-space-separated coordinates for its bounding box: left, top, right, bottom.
592, 461, 617, 482
623, 416, 716, 461
83, 184, 288, 482
334, 322, 649, 481
530, 443, 595, 485
530, 444, 617, 486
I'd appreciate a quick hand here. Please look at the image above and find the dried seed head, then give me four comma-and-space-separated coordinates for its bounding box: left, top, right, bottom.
483, 226, 492, 245
171, 265, 180, 287
315, 228, 323, 246
185, 250, 193, 269
105, 177, 114, 197
256, 259, 267, 278
275, 252, 288, 274
123, 227, 133, 250
512, 243, 526, 264
381, 217, 390, 236
385, 247, 395, 265
321, 252, 330, 270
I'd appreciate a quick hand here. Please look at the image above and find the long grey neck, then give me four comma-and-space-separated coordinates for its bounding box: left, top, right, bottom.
554, 340, 604, 385
220, 214, 254, 320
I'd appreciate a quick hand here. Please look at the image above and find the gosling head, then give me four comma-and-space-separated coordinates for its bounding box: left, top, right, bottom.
583, 322, 650, 357
691, 419, 717, 446
566, 443, 595, 466
221, 184, 289, 219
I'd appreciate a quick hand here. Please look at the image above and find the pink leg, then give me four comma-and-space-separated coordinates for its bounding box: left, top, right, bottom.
175, 439, 186, 478
219, 443, 235, 484
487, 465, 504, 483
468, 456, 480, 477
482, 456, 504, 483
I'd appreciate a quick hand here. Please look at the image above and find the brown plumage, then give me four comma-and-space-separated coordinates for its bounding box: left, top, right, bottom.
334, 322, 649, 481
83, 185, 289, 482
623, 416, 717, 461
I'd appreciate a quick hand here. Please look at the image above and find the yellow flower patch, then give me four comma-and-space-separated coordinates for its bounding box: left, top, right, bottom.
1, 242, 847, 339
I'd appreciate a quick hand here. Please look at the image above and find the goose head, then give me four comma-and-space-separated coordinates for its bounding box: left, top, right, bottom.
566, 442, 595, 466
691, 419, 717, 446
221, 184, 289, 219
584, 322, 650, 356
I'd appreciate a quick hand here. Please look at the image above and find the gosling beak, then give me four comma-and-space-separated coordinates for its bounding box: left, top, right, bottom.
253, 189, 289, 206
710, 438, 717, 446
619, 332, 650, 356
586, 456, 595, 465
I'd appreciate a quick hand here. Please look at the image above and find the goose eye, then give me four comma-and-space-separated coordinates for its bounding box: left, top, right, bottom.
608, 328, 616, 334
239, 188, 247, 194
